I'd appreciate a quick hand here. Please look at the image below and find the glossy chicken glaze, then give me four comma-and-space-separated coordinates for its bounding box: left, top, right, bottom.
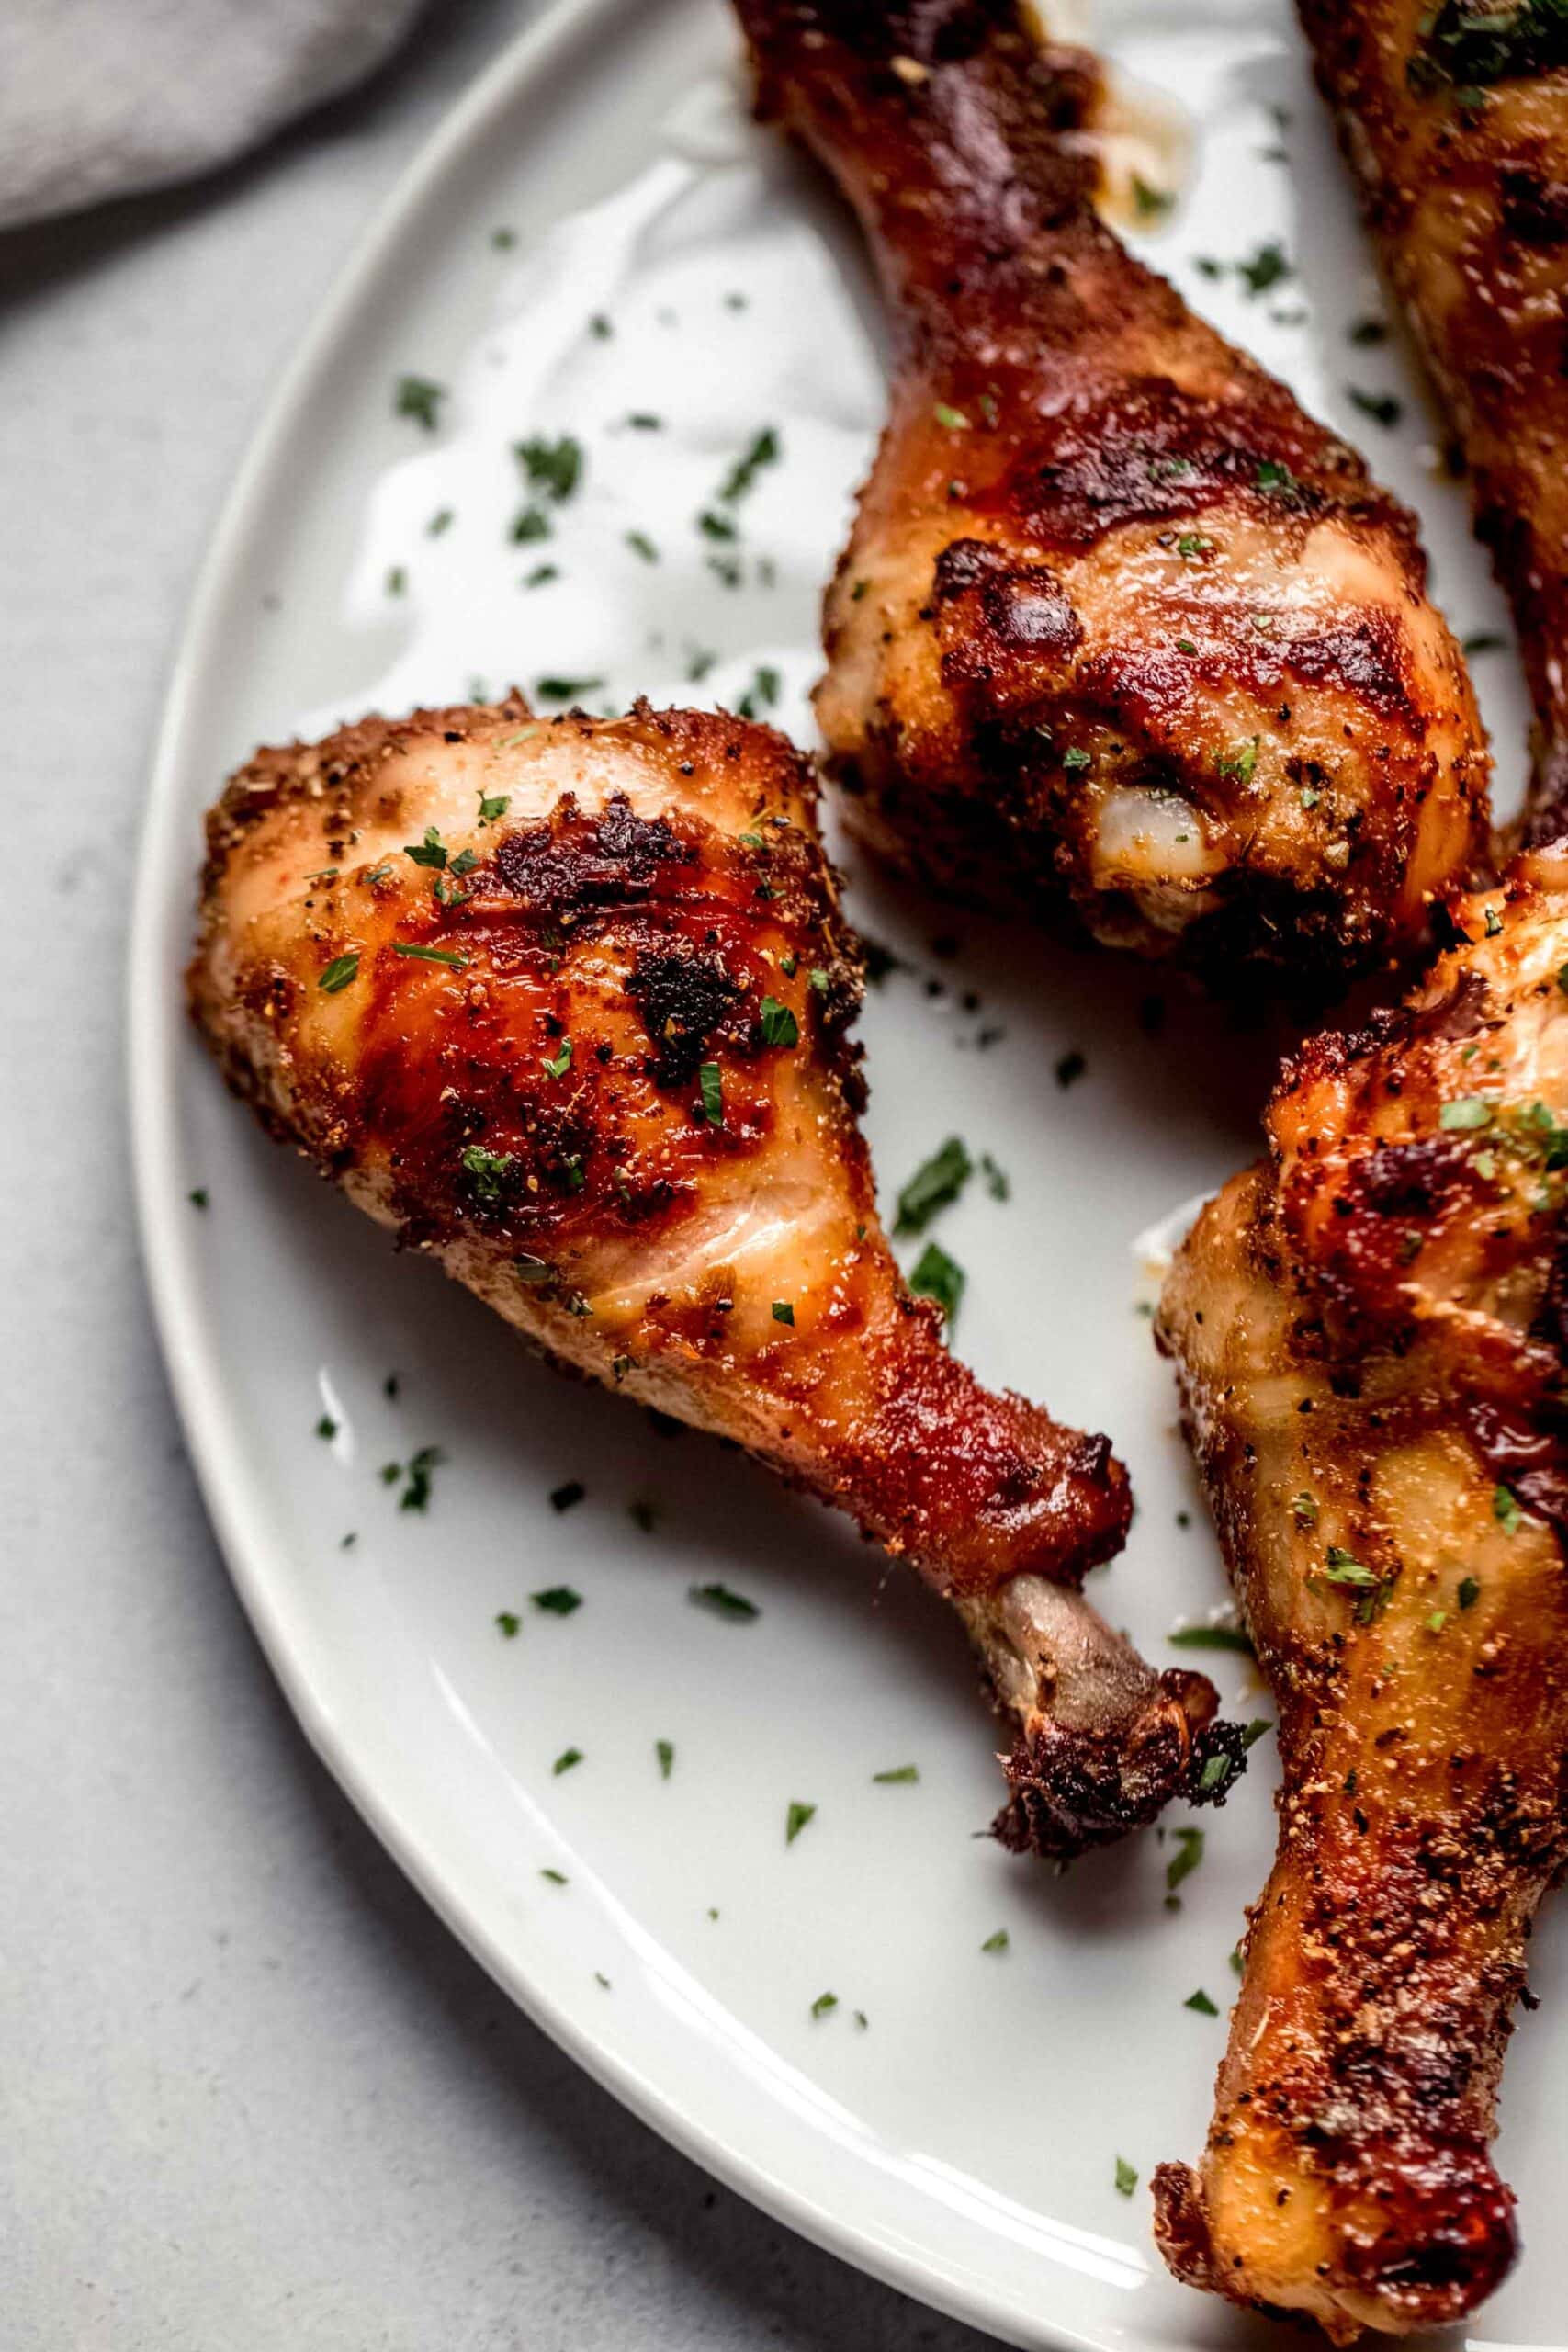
189, 695, 1236, 1855
736, 0, 1490, 994
1154, 837, 1568, 2337
1298, 0, 1568, 831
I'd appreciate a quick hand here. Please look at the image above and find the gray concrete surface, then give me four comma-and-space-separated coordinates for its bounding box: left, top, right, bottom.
2, 6, 999, 2343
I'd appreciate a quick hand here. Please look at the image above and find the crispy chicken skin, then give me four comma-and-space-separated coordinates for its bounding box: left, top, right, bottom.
189, 694, 1235, 1856
1152, 836, 1568, 2336
734, 0, 1489, 992
1297, 0, 1568, 829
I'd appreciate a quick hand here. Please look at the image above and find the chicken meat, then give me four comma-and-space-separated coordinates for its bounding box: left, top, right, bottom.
734, 0, 1489, 993
1152, 835, 1568, 2336
189, 694, 1240, 1855
1297, 0, 1568, 831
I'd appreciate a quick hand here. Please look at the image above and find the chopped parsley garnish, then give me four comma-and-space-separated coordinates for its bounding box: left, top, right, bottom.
319, 953, 359, 993
1495, 1484, 1525, 1533
1256, 458, 1304, 503
1318, 1544, 1391, 1623
405, 826, 448, 869
514, 434, 582, 503
759, 995, 799, 1048
385, 565, 406, 598
523, 562, 558, 587
1165, 1826, 1205, 1894
1114, 2155, 1138, 2197
1236, 240, 1292, 296
588, 311, 611, 335
188, 1187, 209, 1209
314, 1414, 337, 1442
625, 529, 659, 563
1348, 314, 1387, 345
810, 1991, 839, 2018
393, 943, 468, 968
872, 1764, 919, 1784
1218, 737, 1259, 785
532, 1585, 582, 1614
1132, 175, 1173, 219
1055, 1049, 1087, 1089
1439, 1096, 1493, 1130
549, 1481, 585, 1513
399, 1445, 443, 1513
736, 664, 781, 718
908, 1239, 964, 1328
689, 1581, 760, 1621
718, 425, 781, 503
541, 1037, 573, 1080
513, 1254, 555, 1285
980, 1928, 1010, 1954
698, 509, 738, 542
1062, 747, 1092, 772
980, 1151, 1010, 1201
461, 1145, 516, 1203
895, 1136, 973, 1234
784, 1799, 816, 1843
496, 1611, 521, 1638
1464, 632, 1507, 658
1168, 1623, 1254, 1654
656, 1739, 674, 1779
427, 507, 454, 536
492, 227, 517, 250
1348, 387, 1404, 428
394, 375, 445, 430
1410, 0, 1568, 91
772, 1300, 795, 1326
1185, 1987, 1219, 2017
551, 1747, 583, 1775
535, 675, 604, 704
1427, 1608, 1450, 1634
1459, 1574, 1482, 1609
478, 790, 511, 825
539, 1867, 568, 1884
512, 508, 551, 543
1292, 1491, 1319, 1527
933, 402, 971, 430
698, 1062, 724, 1125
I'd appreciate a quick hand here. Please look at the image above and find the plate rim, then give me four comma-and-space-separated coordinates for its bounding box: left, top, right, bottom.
124, 4, 1114, 2346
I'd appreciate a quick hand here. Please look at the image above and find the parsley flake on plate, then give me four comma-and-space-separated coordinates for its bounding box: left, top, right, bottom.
909, 1240, 964, 1329
689, 1581, 760, 1621
895, 1136, 973, 1235
532, 1586, 582, 1615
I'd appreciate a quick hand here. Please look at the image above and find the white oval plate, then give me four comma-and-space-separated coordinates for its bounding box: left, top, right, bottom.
129, 1, 1565, 2344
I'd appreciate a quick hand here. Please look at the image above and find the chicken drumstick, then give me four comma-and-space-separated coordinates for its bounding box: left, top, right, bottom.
189, 695, 1235, 1855
736, 0, 1488, 994
1153, 840, 1568, 2336
1296, 0, 1568, 833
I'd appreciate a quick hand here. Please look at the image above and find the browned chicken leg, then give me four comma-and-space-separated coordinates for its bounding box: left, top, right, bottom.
735, 0, 1489, 993
1152, 837, 1568, 2336
1296, 0, 1568, 831
189, 694, 1238, 1855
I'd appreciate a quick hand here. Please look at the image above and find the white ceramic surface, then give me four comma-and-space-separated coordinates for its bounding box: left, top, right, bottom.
128, 2, 1564, 2345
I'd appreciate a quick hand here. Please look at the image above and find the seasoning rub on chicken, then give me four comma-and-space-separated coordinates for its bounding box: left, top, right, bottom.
189, 695, 1241, 1855
1152, 835, 1568, 2336
734, 0, 1489, 993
